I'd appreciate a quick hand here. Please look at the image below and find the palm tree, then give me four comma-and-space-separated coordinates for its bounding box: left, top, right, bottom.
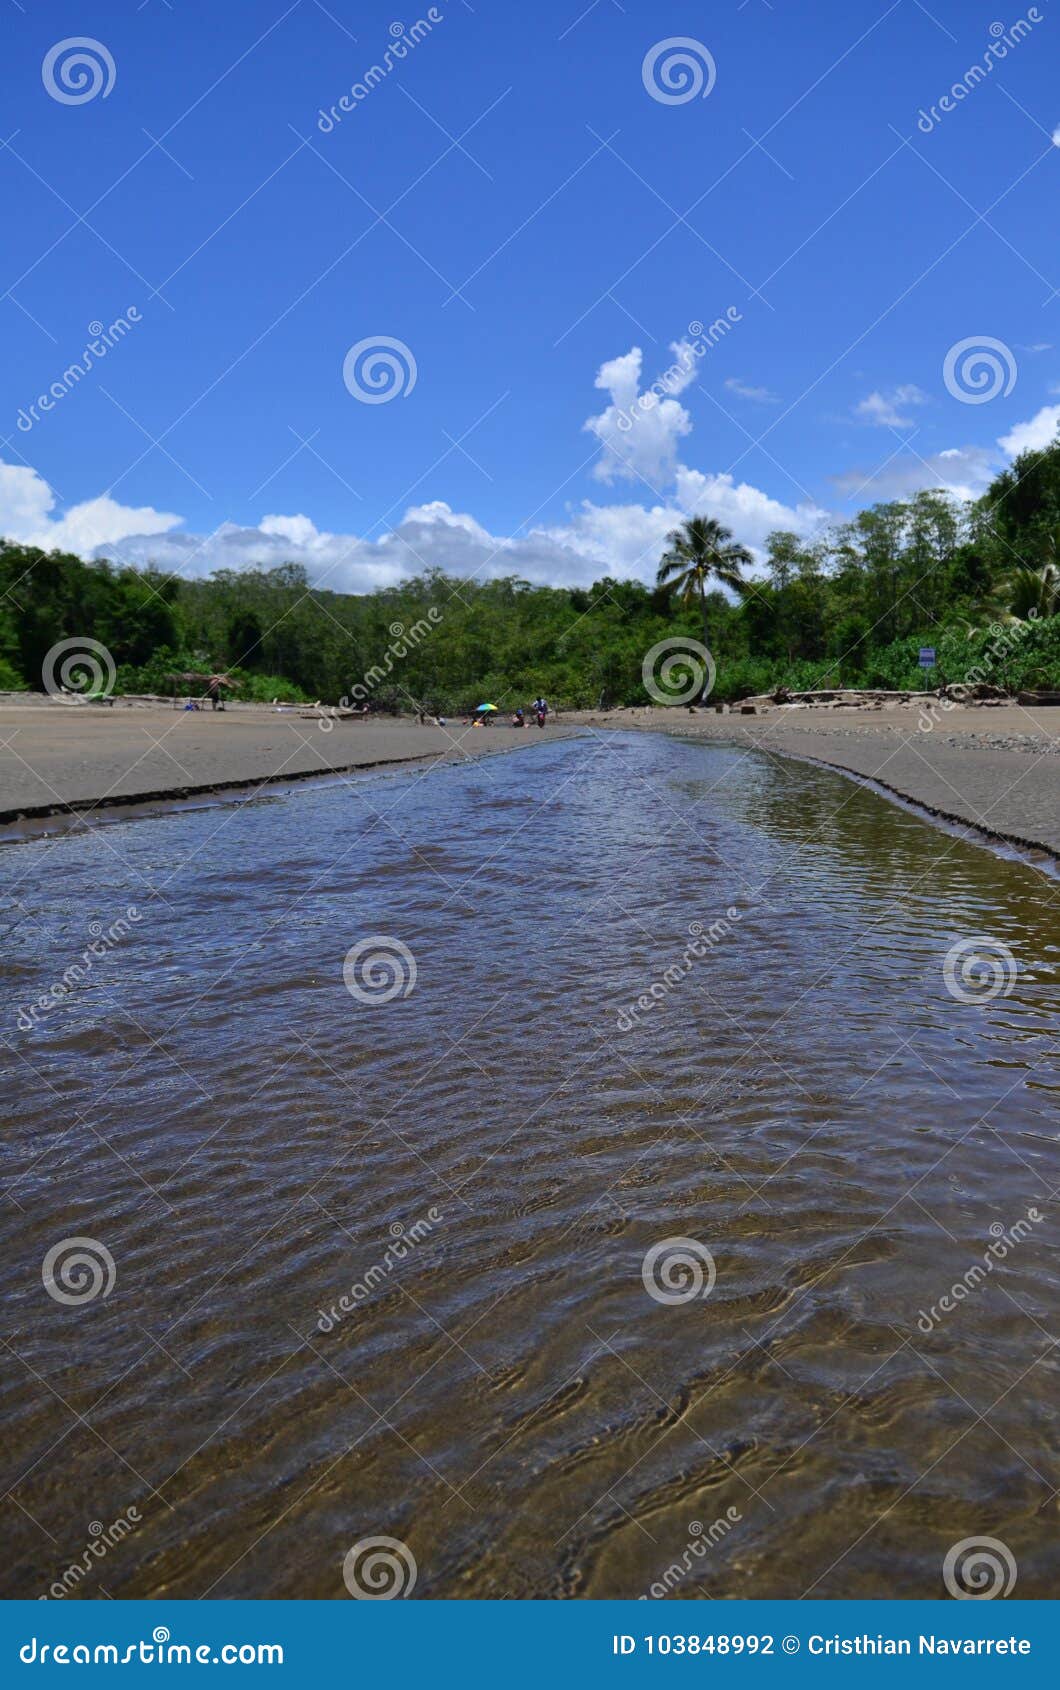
978, 526, 1060, 624
655, 516, 751, 660
1008, 560, 1060, 621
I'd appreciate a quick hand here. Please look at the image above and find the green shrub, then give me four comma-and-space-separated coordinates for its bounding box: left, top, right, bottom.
0, 657, 27, 691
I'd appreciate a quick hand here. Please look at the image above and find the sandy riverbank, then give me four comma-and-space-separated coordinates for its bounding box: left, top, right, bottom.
0, 700, 575, 827
566, 702, 1060, 860
3, 695, 1058, 859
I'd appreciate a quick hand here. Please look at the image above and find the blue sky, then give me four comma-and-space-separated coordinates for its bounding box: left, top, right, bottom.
3, 0, 1060, 591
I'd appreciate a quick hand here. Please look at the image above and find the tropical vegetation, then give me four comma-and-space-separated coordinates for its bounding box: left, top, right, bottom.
3, 439, 1060, 712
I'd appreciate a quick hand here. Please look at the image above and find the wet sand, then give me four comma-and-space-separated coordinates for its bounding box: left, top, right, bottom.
567, 704, 1060, 860
2, 698, 1057, 860
0, 701, 574, 825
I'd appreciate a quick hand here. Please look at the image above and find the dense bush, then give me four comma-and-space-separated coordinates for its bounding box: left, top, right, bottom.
3, 442, 1060, 710
113, 647, 310, 703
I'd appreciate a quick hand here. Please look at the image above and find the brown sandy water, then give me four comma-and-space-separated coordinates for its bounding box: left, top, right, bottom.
2, 732, 1058, 1599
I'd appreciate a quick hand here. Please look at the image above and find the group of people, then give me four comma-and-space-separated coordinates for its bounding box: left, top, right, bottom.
458, 698, 552, 729
512, 697, 551, 728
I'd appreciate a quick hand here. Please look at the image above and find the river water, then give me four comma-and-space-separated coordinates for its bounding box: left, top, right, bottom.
2, 731, 1057, 1599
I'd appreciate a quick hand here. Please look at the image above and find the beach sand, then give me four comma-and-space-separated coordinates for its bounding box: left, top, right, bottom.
566, 703, 1060, 860
2, 696, 1057, 860
0, 699, 574, 826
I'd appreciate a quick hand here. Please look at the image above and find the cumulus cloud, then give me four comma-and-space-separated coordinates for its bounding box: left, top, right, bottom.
0, 327, 843, 602
583, 342, 696, 488
998, 403, 1060, 456
724, 377, 779, 404
12, 321, 1060, 611
830, 445, 996, 503
0, 470, 823, 589
15, 389, 1060, 599
0, 459, 180, 555
830, 390, 1060, 504
1, 463, 828, 601
107, 517, 412, 590
88, 508, 505, 592
82, 500, 639, 591
98, 487, 823, 593
853, 384, 929, 428
674, 467, 827, 551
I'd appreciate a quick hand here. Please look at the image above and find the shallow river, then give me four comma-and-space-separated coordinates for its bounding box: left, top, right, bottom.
2, 731, 1057, 1599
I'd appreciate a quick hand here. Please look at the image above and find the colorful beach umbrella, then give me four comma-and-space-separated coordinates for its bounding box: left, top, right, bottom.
475, 703, 498, 712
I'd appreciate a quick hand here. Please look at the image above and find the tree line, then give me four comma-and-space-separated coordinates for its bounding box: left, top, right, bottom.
2, 439, 1059, 711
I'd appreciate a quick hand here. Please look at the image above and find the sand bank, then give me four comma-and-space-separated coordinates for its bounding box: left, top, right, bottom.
0, 699, 574, 828
3, 695, 1057, 860
567, 703, 1060, 859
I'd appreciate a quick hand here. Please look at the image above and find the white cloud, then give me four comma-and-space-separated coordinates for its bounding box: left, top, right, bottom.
258, 513, 322, 548
830, 445, 996, 503
84, 483, 823, 593
15, 333, 1060, 616
830, 392, 1060, 503
724, 377, 779, 404
831, 390, 1060, 504
583, 342, 695, 488
0, 460, 57, 537
85, 503, 619, 591
0, 460, 781, 610
1, 484, 825, 606
998, 403, 1060, 456
853, 384, 929, 428
49, 495, 181, 555
674, 467, 826, 552
0, 336, 829, 598
0, 459, 180, 554
99, 513, 451, 592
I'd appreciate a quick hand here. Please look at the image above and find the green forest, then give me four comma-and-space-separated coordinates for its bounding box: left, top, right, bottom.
3, 439, 1060, 713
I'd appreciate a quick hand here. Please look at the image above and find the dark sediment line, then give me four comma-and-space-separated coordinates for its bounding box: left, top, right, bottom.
764, 745, 1060, 870
0, 734, 580, 839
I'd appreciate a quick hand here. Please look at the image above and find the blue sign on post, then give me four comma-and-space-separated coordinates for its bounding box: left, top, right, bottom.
919, 646, 937, 668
